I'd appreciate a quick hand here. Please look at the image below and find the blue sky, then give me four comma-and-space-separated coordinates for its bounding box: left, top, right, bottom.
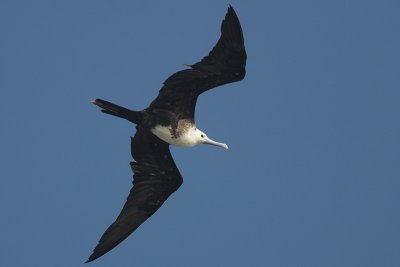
1, 1, 399, 266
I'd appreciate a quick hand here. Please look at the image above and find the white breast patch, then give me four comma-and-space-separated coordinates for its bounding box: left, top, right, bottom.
151, 125, 198, 147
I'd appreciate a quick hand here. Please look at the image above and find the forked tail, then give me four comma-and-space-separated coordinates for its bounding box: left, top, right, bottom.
92, 99, 143, 125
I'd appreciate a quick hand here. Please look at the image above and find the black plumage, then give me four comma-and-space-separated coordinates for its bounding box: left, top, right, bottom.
148, 5, 246, 121
86, 127, 182, 263
87, 5, 246, 262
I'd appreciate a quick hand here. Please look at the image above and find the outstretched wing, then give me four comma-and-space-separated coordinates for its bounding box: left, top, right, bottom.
148, 5, 247, 119
86, 127, 183, 263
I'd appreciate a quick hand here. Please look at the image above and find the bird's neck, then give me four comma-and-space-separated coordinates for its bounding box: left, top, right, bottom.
151, 120, 199, 147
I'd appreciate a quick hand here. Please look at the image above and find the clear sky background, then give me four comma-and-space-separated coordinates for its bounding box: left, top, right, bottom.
1, 1, 399, 266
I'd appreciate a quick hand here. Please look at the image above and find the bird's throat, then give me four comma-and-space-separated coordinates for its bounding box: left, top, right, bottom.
151, 124, 198, 147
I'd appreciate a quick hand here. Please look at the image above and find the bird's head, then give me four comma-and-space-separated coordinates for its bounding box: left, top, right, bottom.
195, 128, 228, 149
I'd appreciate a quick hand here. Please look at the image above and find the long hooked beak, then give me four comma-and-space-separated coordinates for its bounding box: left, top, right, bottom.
203, 137, 229, 149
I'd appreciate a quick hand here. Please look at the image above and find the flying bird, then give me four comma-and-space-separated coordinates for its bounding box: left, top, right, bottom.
87, 5, 246, 263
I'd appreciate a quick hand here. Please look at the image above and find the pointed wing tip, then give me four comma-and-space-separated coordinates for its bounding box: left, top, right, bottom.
85, 249, 103, 263
85, 248, 105, 263
84, 229, 127, 263
226, 6, 243, 34
226, 5, 239, 19
91, 99, 100, 105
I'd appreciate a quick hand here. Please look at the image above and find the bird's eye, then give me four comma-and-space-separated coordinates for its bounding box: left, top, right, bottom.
201, 134, 204, 138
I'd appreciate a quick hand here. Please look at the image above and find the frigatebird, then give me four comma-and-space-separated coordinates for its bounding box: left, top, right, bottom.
86, 5, 246, 262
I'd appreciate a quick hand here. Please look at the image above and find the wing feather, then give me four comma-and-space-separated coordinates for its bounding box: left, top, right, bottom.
149, 6, 247, 119
86, 127, 182, 262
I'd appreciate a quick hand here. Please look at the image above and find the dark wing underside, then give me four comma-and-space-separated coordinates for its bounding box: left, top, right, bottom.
86, 127, 183, 263
148, 5, 247, 119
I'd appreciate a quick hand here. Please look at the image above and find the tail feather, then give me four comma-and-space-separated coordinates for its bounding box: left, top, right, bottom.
92, 99, 142, 125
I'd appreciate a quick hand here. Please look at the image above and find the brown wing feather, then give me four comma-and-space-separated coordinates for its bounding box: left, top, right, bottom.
148, 5, 247, 119
86, 127, 182, 262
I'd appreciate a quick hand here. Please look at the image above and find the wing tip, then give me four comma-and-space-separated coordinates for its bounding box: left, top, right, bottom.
84, 255, 94, 264
221, 5, 245, 49
227, 4, 236, 14
85, 247, 107, 263
226, 4, 240, 22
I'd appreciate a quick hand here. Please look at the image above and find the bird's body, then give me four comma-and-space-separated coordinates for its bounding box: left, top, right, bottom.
87, 5, 246, 263
151, 122, 197, 147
